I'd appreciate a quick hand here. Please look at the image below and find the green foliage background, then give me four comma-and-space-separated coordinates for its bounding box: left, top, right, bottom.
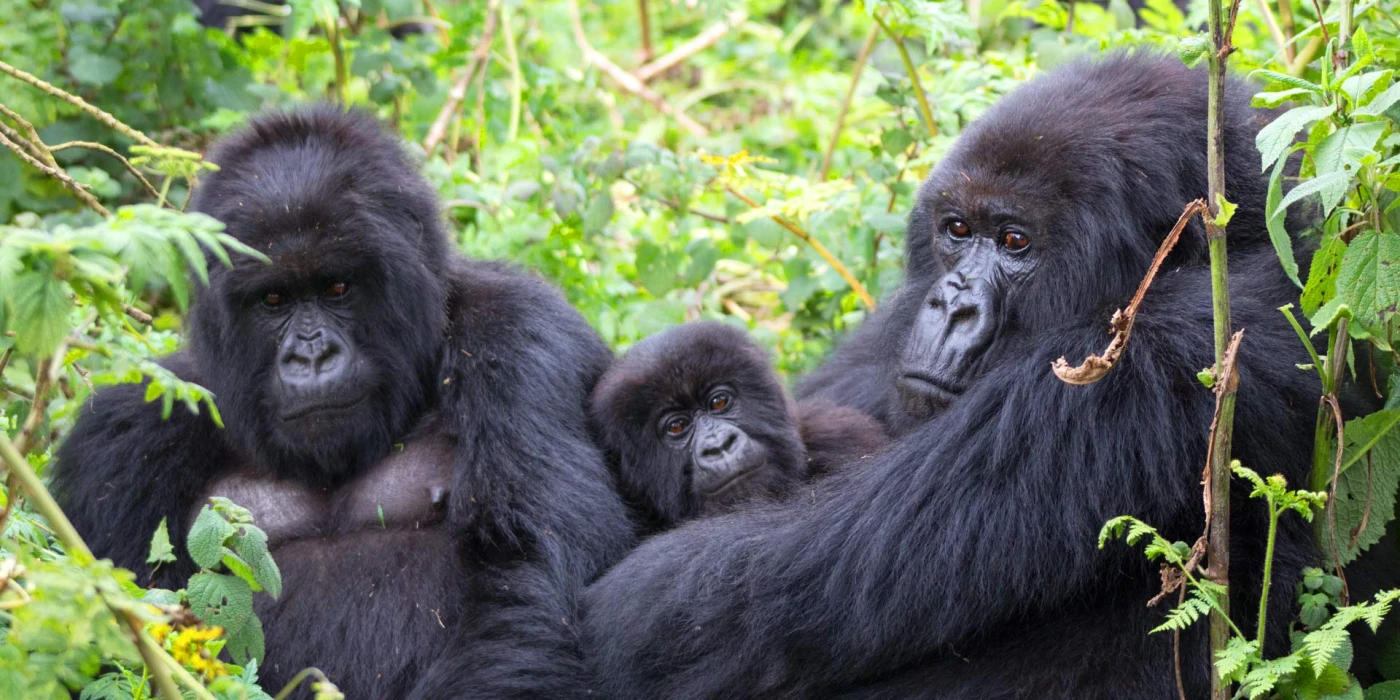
2, 0, 1400, 697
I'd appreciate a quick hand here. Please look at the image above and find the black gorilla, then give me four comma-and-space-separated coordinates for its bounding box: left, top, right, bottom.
589, 322, 885, 533
583, 54, 1325, 698
53, 107, 633, 698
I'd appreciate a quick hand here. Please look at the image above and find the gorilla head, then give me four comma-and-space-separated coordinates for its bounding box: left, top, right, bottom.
888, 54, 1273, 424
590, 322, 806, 527
187, 108, 450, 485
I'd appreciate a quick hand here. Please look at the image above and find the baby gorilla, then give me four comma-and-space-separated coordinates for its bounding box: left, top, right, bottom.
590, 322, 885, 532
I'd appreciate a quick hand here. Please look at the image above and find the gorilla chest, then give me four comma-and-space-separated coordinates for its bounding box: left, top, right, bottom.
198, 439, 469, 696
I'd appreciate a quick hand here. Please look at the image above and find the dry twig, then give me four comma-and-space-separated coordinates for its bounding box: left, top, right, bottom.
422, 4, 500, 157
1052, 199, 1209, 384
633, 10, 748, 84
568, 0, 708, 137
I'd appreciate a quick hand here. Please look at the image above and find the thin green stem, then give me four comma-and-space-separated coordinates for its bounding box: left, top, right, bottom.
870, 14, 937, 138
820, 25, 880, 181
1279, 305, 1325, 385
1257, 501, 1280, 643
500, 3, 523, 143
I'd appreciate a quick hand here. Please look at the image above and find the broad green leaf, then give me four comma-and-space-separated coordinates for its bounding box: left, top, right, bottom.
68, 49, 122, 87
582, 193, 615, 237
8, 272, 73, 357
221, 551, 261, 592
1357, 82, 1400, 117
1326, 409, 1400, 565
1265, 150, 1302, 288
1313, 122, 1386, 213
1340, 70, 1392, 109
1336, 230, 1400, 331
186, 571, 254, 636
1251, 69, 1325, 94
1276, 171, 1353, 217
881, 129, 914, 156
187, 505, 236, 570
1254, 88, 1316, 108
1256, 105, 1335, 172
1302, 235, 1347, 316
225, 615, 265, 665
231, 526, 282, 600
635, 241, 681, 297
146, 518, 176, 565
1367, 680, 1400, 700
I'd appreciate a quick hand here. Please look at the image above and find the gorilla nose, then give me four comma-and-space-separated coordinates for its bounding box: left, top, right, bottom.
278, 329, 350, 388
695, 424, 745, 472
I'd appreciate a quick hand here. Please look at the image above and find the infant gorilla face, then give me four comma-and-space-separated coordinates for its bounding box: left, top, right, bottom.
657, 383, 779, 507
590, 322, 807, 528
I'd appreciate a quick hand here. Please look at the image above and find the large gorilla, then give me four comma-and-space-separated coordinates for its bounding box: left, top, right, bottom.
589, 322, 886, 533
583, 54, 1326, 698
53, 108, 633, 698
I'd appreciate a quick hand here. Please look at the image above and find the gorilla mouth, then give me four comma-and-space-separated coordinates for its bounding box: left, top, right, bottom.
700, 458, 771, 497
898, 373, 964, 405
279, 395, 369, 421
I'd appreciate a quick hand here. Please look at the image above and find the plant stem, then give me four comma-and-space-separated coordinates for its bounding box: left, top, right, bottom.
324, 15, 348, 103
0, 59, 160, 148
1334, 0, 1354, 72
870, 14, 937, 138
820, 25, 880, 181
1257, 500, 1281, 643
500, 3, 523, 143
1278, 0, 1296, 61
637, 0, 654, 62
1204, 0, 1242, 695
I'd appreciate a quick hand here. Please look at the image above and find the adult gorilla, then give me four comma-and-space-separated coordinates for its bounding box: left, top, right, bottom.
53, 108, 633, 698
584, 54, 1322, 698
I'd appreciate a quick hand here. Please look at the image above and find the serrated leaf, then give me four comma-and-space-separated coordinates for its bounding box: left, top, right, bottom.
1324, 409, 1400, 565
232, 526, 282, 600
187, 505, 236, 570
1257, 105, 1335, 172
221, 550, 260, 592
1336, 230, 1400, 331
186, 571, 253, 636
1254, 88, 1317, 108
1313, 122, 1385, 213
225, 614, 265, 665
1251, 69, 1325, 94
1277, 171, 1354, 217
1303, 235, 1347, 316
9, 272, 73, 356
147, 518, 176, 565
1357, 82, 1400, 117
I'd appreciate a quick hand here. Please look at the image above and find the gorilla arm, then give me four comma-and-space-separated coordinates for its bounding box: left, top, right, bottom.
52, 352, 231, 587
410, 258, 634, 698
583, 273, 1316, 698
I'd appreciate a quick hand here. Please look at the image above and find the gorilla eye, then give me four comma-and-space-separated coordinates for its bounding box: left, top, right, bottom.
262, 292, 285, 308
1002, 230, 1031, 252
665, 416, 691, 436
708, 392, 731, 412
327, 281, 350, 298
945, 218, 971, 239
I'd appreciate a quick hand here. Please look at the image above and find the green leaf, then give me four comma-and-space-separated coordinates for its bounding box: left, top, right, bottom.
8, 271, 73, 357
146, 518, 176, 565
186, 571, 254, 636
187, 505, 236, 570
1358, 82, 1400, 117
1254, 88, 1317, 108
231, 526, 282, 600
1265, 150, 1302, 288
1336, 230, 1400, 332
1302, 235, 1347, 316
635, 241, 681, 297
1276, 171, 1354, 218
68, 49, 122, 87
681, 240, 720, 287
1256, 105, 1335, 172
1376, 633, 1400, 680
1251, 69, 1325, 94
1325, 409, 1400, 565
582, 192, 615, 237
224, 612, 265, 665
1367, 680, 1400, 700
1214, 193, 1237, 227
1312, 122, 1386, 213
221, 551, 260, 592
1177, 35, 1210, 67
880, 129, 914, 156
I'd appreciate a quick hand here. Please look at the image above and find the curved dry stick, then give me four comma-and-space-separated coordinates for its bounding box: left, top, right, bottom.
422, 4, 499, 157
1052, 199, 1209, 384
633, 10, 748, 84
0, 59, 159, 148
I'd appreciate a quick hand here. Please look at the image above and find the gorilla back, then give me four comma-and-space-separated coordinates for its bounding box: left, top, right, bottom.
584, 54, 1325, 699
54, 107, 633, 699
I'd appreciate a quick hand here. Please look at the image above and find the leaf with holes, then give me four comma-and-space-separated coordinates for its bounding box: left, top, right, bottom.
1336, 230, 1400, 332
186, 571, 253, 636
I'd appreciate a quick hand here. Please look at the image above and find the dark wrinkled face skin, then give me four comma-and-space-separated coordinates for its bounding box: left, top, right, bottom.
591, 323, 806, 528
188, 109, 450, 486
895, 186, 1045, 420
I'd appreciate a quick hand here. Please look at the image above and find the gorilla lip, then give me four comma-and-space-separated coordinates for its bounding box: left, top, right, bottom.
279, 394, 368, 420
898, 373, 963, 404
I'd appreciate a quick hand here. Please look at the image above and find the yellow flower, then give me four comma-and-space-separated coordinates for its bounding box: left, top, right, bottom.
166, 624, 229, 681
148, 623, 172, 645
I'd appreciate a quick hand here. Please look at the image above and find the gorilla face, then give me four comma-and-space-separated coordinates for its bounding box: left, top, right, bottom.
896, 183, 1047, 419
188, 108, 451, 485
591, 322, 806, 527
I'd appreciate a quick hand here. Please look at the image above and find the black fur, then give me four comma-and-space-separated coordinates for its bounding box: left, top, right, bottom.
583, 54, 1328, 698
53, 107, 633, 699
796, 398, 889, 477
